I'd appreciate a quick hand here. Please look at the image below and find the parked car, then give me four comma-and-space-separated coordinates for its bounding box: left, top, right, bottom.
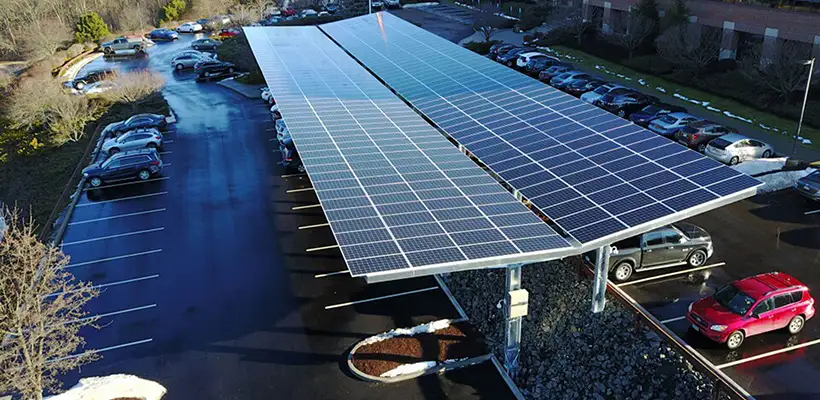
609, 222, 713, 282
171, 51, 213, 70
177, 22, 204, 33
675, 121, 738, 152
213, 28, 240, 41
191, 38, 220, 51
213, 15, 231, 24
299, 8, 319, 18
648, 112, 701, 137
194, 60, 236, 80
372, 0, 385, 8
271, 104, 281, 121
598, 91, 658, 118
280, 137, 304, 172
704, 134, 774, 165
101, 36, 147, 55
326, 3, 340, 13
83, 149, 164, 188
63, 68, 115, 90
108, 113, 168, 137
196, 18, 210, 25
83, 81, 117, 95
497, 48, 526, 67
261, 87, 273, 104
148, 28, 178, 41
550, 71, 591, 90
580, 83, 627, 105
282, 8, 297, 17
795, 171, 820, 202
538, 63, 574, 82
275, 118, 289, 143
629, 103, 688, 127
565, 78, 606, 97
103, 128, 163, 155
384, 0, 401, 8
487, 43, 516, 61
516, 52, 550, 69
525, 56, 562, 77
688, 272, 815, 349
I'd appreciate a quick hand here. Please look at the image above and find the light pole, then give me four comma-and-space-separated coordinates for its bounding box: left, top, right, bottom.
369, 0, 372, 14
793, 58, 815, 156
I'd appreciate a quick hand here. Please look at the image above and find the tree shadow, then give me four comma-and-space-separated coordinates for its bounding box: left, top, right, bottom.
779, 227, 820, 250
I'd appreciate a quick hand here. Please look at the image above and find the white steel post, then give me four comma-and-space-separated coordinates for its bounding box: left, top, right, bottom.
591, 246, 611, 313
792, 58, 815, 156
504, 263, 524, 377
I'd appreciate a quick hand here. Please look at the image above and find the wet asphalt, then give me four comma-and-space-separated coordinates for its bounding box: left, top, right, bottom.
58, 34, 515, 399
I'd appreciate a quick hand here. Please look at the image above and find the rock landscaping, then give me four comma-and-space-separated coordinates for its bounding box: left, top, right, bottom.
445, 259, 721, 399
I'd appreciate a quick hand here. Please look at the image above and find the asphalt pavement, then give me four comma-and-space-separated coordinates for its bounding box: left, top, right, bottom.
58, 34, 515, 399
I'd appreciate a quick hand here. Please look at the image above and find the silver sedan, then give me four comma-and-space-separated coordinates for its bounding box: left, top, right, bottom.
704, 133, 775, 165
102, 128, 163, 155
171, 52, 213, 70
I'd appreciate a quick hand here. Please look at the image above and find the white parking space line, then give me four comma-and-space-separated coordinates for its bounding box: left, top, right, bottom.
325, 286, 439, 310
49, 274, 159, 297
62, 227, 164, 247
805, 209, 820, 215
716, 338, 820, 369
314, 270, 348, 278
265, 128, 276, 132
163, 140, 174, 144
660, 316, 687, 324
66, 304, 157, 324
281, 173, 307, 178
69, 208, 166, 225
159, 151, 172, 155
51, 338, 153, 362
163, 163, 171, 167
287, 187, 315, 193
83, 177, 170, 191
67, 249, 162, 268
74, 192, 168, 207
617, 263, 726, 287
298, 223, 330, 230
292, 204, 322, 210
306, 244, 339, 252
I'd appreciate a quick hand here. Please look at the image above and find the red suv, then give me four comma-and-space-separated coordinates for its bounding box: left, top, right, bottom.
687, 272, 815, 349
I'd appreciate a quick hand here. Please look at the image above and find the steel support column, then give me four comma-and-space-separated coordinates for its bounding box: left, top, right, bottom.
504, 263, 524, 377
591, 246, 611, 313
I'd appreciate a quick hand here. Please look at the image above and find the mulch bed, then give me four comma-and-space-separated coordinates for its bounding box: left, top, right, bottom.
351, 322, 487, 378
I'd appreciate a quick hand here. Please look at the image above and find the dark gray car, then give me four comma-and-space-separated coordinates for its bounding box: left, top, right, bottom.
609, 222, 713, 282
795, 171, 820, 202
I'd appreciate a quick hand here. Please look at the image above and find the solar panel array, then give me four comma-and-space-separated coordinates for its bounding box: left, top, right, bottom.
244, 27, 575, 281
321, 13, 761, 246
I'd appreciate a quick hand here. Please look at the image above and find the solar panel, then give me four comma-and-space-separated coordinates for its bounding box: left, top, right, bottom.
244, 26, 575, 282
321, 13, 761, 247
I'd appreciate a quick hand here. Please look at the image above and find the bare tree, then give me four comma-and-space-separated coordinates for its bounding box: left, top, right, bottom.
48, 95, 98, 144
739, 39, 816, 103
230, 2, 265, 25
548, 1, 601, 47
603, 11, 654, 59
7, 76, 60, 131
103, 70, 165, 111
656, 24, 720, 73
0, 207, 100, 400
191, 0, 237, 20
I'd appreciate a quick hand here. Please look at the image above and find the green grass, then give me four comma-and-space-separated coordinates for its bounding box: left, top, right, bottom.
548, 45, 820, 151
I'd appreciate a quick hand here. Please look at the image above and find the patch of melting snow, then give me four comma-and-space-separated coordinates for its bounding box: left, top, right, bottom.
403, 2, 440, 8
731, 158, 815, 193
656, 86, 667, 93
759, 123, 772, 130
360, 319, 451, 346
45, 375, 166, 400
638, 78, 648, 86
706, 106, 722, 113
723, 110, 754, 123
380, 361, 438, 378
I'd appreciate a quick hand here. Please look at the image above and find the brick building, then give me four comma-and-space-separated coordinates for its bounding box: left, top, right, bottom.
584, 0, 820, 59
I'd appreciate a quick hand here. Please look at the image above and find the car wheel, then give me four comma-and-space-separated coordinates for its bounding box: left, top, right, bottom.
75, 81, 86, 90
103, 47, 112, 55
726, 331, 744, 350
194, 45, 200, 50
729, 156, 739, 165
762, 150, 772, 158
109, 148, 120, 155
228, 67, 235, 74
146, 143, 157, 149
138, 169, 151, 181
788, 315, 805, 335
612, 261, 634, 282
506, 61, 513, 67
617, 110, 627, 118
175, 63, 183, 70
697, 143, 707, 153
89, 177, 103, 187
687, 249, 707, 267
297, 164, 306, 173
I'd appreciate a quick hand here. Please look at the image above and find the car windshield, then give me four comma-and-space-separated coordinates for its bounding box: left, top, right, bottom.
713, 284, 756, 315
593, 85, 610, 95
804, 171, 820, 184
709, 137, 732, 150
659, 116, 677, 124
642, 105, 660, 114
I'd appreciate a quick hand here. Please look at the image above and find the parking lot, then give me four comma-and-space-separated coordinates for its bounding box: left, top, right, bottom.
57, 33, 517, 398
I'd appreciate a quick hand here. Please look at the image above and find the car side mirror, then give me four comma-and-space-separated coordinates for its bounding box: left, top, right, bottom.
751, 313, 760, 319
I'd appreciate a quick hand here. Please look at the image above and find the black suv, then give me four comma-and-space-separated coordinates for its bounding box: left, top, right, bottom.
194, 60, 236, 81
83, 149, 163, 188
609, 222, 713, 282
675, 121, 738, 153
598, 91, 659, 118
63, 69, 115, 90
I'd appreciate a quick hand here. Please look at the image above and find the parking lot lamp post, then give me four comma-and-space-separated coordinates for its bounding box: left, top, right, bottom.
792, 58, 815, 156
369, 0, 372, 14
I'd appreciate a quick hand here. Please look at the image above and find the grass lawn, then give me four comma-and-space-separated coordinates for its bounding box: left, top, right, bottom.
548, 45, 820, 151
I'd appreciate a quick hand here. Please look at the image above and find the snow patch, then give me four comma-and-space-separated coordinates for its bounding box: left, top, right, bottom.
380, 361, 438, 378
706, 106, 722, 113
656, 86, 667, 93
402, 2, 440, 8
804, 138, 813, 145
731, 158, 815, 193
360, 319, 451, 346
722, 110, 754, 124
46, 375, 166, 400
638, 78, 649, 86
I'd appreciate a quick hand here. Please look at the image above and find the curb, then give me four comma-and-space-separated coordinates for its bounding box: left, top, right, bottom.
60, 52, 103, 81
216, 76, 263, 99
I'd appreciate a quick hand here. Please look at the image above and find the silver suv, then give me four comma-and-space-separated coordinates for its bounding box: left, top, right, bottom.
102, 128, 163, 155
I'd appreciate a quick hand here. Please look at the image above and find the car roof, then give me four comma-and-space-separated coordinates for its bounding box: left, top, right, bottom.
735, 272, 806, 299
719, 133, 749, 143
666, 112, 695, 119
688, 120, 719, 128
519, 51, 543, 57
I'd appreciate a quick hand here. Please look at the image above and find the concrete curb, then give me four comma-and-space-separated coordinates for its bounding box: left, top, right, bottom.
60, 52, 103, 81
216, 76, 263, 99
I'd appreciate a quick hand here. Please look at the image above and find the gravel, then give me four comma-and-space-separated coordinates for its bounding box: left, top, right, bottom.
444, 259, 720, 400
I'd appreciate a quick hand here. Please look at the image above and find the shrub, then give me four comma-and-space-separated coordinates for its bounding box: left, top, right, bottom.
101, 70, 166, 113
622, 54, 674, 75
515, 6, 551, 32
65, 43, 85, 60
75, 12, 110, 43
216, 33, 264, 84
161, 0, 188, 24
463, 40, 501, 55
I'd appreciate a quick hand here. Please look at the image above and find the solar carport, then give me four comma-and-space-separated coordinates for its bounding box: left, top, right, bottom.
244, 15, 761, 376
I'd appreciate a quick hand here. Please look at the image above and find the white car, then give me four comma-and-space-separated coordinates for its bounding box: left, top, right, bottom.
270, 104, 281, 120
515, 52, 544, 69
299, 9, 318, 18
261, 87, 272, 103
83, 81, 117, 95
177, 22, 203, 33
275, 118, 289, 143
371, 0, 384, 8
704, 133, 774, 165
580, 83, 626, 104
103, 128, 163, 155
318, 11, 330, 17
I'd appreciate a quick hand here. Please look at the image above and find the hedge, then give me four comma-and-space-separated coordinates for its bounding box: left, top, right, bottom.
463, 40, 501, 55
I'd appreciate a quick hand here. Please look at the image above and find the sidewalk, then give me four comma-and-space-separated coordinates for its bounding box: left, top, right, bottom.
217, 76, 264, 99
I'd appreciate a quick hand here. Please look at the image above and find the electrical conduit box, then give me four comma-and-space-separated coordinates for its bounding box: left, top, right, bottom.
507, 289, 529, 319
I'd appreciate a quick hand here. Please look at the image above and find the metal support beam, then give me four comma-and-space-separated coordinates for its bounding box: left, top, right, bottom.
592, 246, 611, 313
504, 263, 524, 378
